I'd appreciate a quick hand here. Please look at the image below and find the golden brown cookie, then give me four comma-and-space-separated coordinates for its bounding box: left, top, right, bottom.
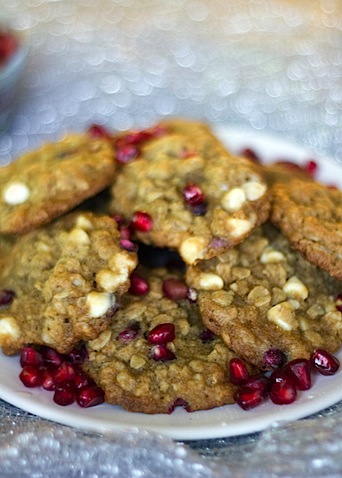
266, 168, 342, 280
0, 134, 116, 234
0, 212, 138, 355
110, 119, 270, 265
82, 266, 239, 414
186, 223, 342, 369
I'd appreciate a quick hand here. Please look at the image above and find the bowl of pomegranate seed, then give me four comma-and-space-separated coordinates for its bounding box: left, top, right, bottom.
0, 22, 29, 132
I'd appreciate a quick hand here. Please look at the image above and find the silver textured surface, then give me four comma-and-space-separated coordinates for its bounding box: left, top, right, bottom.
0, 1, 342, 476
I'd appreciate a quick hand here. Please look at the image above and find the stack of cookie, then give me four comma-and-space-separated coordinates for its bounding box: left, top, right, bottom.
0, 119, 341, 413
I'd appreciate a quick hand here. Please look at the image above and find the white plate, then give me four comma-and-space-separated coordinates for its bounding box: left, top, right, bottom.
1, 125, 341, 441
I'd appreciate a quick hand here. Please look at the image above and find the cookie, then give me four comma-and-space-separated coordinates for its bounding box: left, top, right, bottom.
110, 119, 270, 265
0, 134, 116, 234
0, 212, 138, 355
82, 267, 240, 414
186, 223, 342, 369
266, 167, 342, 280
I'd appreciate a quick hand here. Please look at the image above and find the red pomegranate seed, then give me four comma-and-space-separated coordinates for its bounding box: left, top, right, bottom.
0, 32, 18, 65
67, 344, 88, 365
117, 323, 140, 342
41, 346, 65, 368
20, 345, 44, 368
240, 147, 261, 163
199, 328, 215, 342
131, 211, 153, 232
336, 294, 342, 312
304, 160, 318, 176
53, 361, 76, 385
270, 375, 297, 405
53, 382, 77, 406
129, 272, 150, 295
120, 239, 139, 252
286, 358, 312, 390
235, 386, 265, 410
229, 358, 251, 385
77, 386, 105, 408
0, 289, 16, 307
41, 367, 56, 391
116, 144, 140, 164
74, 369, 96, 390
310, 349, 340, 376
19, 365, 43, 388
263, 348, 287, 369
148, 323, 175, 345
151, 344, 176, 361
168, 398, 191, 413
119, 224, 133, 241
244, 374, 271, 396
162, 278, 189, 300
182, 183, 205, 206
87, 124, 112, 140
189, 201, 208, 216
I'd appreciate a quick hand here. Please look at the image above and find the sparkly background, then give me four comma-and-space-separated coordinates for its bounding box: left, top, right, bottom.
0, 1, 342, 476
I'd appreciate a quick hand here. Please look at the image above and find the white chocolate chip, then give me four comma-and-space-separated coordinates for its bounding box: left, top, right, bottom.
68, 228, 91, 244
260, 247, 285, 264
75, 215, 94, 230
242, 181, 267, 201
86, 291, 115, 318
179, 236, 207, 264
283, 276, 308, 301
221, 188, 246, 212
3, 182, 30, 205
0, 317, 21, 341
226, 218, 252, 238
267, 301, 297, 331
96, 269, 126, 292
198, 272, 224, 290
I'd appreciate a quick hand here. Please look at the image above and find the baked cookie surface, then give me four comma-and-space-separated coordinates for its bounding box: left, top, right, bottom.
186, 223, 342, 369
110, 119, 270, 265
0, 212, 138, 355
0, 134, 116, 234
267, 169, 342, 280
82, 267, 238, 414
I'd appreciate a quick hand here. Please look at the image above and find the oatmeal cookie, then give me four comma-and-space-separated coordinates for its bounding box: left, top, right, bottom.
0, 134, 116, 234
0, 212, 138, 355
82, 267, 240, 414
110, 119, 270, 265
267, 168, 342, 280
186, 223, 342, 369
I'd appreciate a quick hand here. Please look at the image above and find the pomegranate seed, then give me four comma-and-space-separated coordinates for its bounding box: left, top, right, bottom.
182, 183, 205, 206
229, 358, 251, 385
189, 201, 208, 216
119, 224, 133, 241
240, 147, 261, 163
74, 368, 96, 390
286, 358, 312, 390
41, 346, 65, 368
53, 361, 76, 385
19, 365, 43, 388
235, 386, 265, 410
87, 124, 112, 140
310, 349, 340, 376
304, 159, 318, 177
151, 344, 176, 361
199, 328, 215, 342
116, 144, 140, 164
131, 211, 153, 232
117, 322, 140, 342
120, 238, 139, 252
67, 344, 88, 365
20, 345, 44, 368
53, 382, 76, 406
168, 398, 191, 413
0, 289, 16, 308
0, 32, 18, 66
270, 374, 297, 405
162, 278, 189, 300
336, 294, 342, 312
77, 386, 105, 408
180, 149, 197, 159
121, 131, 151, 145
263, 348, 287, 369
244, 374, 271, 396
148, 323, 175, 345
129, 272, 150, 295
41, 367, 56, 391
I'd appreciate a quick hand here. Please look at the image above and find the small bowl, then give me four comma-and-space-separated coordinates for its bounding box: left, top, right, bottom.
0, 23, 29, 132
